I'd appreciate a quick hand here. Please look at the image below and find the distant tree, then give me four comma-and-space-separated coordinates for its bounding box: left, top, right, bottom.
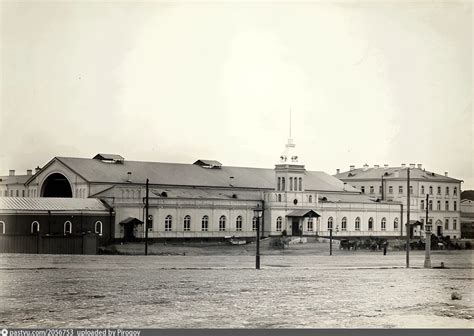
461, 190, 474, 201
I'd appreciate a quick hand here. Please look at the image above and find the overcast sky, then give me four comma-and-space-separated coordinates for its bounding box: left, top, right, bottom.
1, 1, 472, 188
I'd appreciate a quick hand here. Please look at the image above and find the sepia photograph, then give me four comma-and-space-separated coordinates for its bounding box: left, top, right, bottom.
0, 0, 472, 333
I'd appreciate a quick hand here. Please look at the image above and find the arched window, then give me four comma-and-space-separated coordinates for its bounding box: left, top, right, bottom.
429, 186, 433, 195
308, 195, 313, 203
289, 177, 293, 191
281, 177, 285, 191
341, 217, 347, 231
429, 200, 433, 210
277, 194, 282, 202
421, 185, 425, 194
219, 216, 226, 231
381, 217, 386, 231
64, 221, 72, 235
236, 216, 243, 231
252, 217, 258, 231
394, 217, 399, 229
31, 221, 40, 234
95, 221, 103, 236
355, 217, 360, 231
437, 200, 441, 210
0, 221, 5, 234
298, 177, 302, 191
368, 217, 373, 231
276, 217, 282, 232
277, 177, 281, 191
327, 217, 333, 230
183, 215, 191, 231
165, 215, 172, 231
454, 187, 457, 196
294, 178, 298, 191
201, 216, 209, 231
445, 201, 449, 211
307, 218, 313, 231
420, 200, 425, 210
437, 186, 441, 195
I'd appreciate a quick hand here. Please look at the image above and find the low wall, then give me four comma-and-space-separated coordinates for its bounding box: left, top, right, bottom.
0, 234, 98, 254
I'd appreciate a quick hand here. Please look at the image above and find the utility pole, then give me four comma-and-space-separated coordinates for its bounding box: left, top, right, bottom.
145, 178, 149, 256
424, 194, 431, 268
329, 228, 333, 256
406, 168, 410, 268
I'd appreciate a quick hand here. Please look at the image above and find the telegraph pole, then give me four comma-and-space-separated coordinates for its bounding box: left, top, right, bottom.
406, 168, 410, 268
145, 178, 149, 256
424, 194, 431, 268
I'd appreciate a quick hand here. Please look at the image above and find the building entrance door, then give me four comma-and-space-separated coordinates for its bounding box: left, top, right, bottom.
437, 226, 442, 237
292, 218, 301, 236
124, 223, 135, 242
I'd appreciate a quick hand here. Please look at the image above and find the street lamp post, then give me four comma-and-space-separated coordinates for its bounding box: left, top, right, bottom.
424, 193, 431, 268
253, 204, 263, 270
406, 168, 411, 268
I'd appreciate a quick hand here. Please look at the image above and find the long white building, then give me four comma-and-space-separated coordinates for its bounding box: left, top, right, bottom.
0, 138, 462, 241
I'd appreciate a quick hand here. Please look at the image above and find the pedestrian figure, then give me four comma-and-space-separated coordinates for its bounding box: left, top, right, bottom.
383, 240, 388, 255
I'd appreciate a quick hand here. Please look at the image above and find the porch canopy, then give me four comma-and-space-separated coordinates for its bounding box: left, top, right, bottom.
286, 209, 321, 218
119, 217, 143, 225
406, 220, 423, 227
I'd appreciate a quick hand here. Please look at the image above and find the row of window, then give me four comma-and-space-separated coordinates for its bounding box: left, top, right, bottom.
1, 189, 38, 197
274, 194, 313, 203
277, 177, 303, 192
359, 185, 458, 196
420, 200, 457, 211
325, 216, 398, 231
0, 221, 102, 235
159, 215, 260, 232
420, 218, 458, 231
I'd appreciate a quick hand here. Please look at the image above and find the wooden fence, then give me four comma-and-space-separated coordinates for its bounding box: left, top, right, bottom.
0, 234, 98, 254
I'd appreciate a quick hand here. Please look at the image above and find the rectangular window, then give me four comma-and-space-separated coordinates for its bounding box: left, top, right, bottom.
389, 186, 393, 194
22, 190, 25, 197
453, 219, 457, 230
454, 201, 457, 211
444, 219, 449, 230
445, 187, 449, 195
437, 201, 441, 211
369, 186, 374, 194
398, 186, 403, 194
409, 186, 413, 194
454, 187, 457, 196
445, 201, 449, 211
379, 185, 382, 194
307, 219, 313, 232
420, 200, 424, 210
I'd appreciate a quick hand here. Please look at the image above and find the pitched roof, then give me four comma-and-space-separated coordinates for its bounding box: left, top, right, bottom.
286, 209, 321, 217
334, 167, 462, 182
52, 157, 358, 193
0, 197, 110, 212
0, 174, 30, 185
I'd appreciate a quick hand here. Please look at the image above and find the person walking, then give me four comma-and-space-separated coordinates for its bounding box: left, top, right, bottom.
383, 240, 388, 256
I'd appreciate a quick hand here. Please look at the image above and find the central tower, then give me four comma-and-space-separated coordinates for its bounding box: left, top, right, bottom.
275, 136, 306, 192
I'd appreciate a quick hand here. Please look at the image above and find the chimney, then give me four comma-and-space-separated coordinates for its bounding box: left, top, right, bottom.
9, 170, 15, 176
401, 163, 406, 168
384, 164, 388, 169
417, 164, 422, 169
444, 172, 448, 177
35, 166, 41, 173
409, 163, 415, 169
349, 165, 355, 171
336, 169, 340, 174
363, 164, 369, 171
27, 169, 32, 176
374, 165, 379, 169
127, 172, 132, 182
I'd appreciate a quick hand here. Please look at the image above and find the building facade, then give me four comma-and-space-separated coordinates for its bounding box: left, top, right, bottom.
334, 164, 462, 239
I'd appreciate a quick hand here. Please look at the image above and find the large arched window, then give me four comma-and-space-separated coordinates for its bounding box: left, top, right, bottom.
0, 221, 5, 234
276, 217, 282, 232
381, 217, 386, 231
236, 216, 243, 231
277, 177, 281, 191
252, 217, 258, 231
281, 177, 285, 191
355, 217, 360, 231
327, 217, 333, 230
289, 177, 293, 191
368, 217, 374, 231
298, 177, 302, 191
219, 216, 226, 231
183, 215, 191, 231
31, 221, 40, 234
341, 217, 347, 231
201, 216, 209, 231
165, 215, 172, 231
64, 221, 72, 235
394, 217, 399, 230
95, 221, 103, 236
